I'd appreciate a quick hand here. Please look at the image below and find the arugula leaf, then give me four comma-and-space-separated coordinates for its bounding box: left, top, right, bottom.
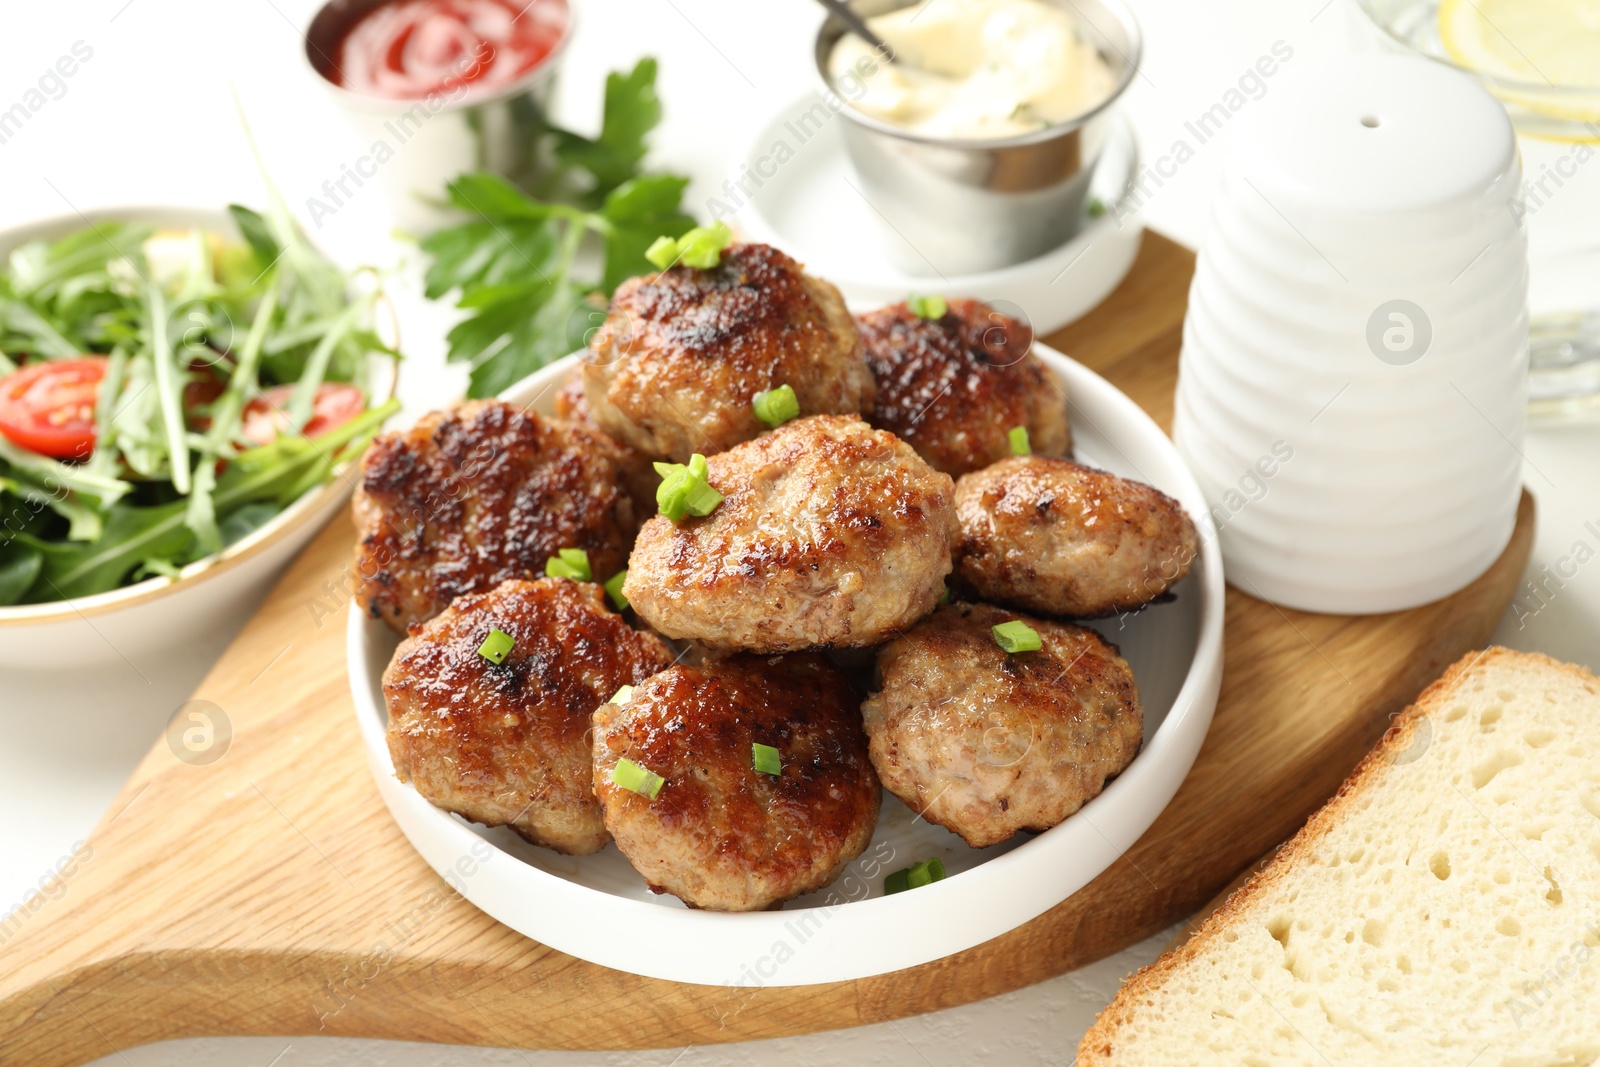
7, 222, 151, 306
228, 203, 280, 269
25, 496, 194, 599
0, 293, 79, 360
421, 59, 696, 398
19, 400, 397, 601
218, 501, 280, 546
0, 544, 42, 606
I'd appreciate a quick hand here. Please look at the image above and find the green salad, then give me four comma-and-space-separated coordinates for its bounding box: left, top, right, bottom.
0, 202, 399, 605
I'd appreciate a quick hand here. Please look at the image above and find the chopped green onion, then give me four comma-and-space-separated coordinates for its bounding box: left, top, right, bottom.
611, 684, 635, 705
885, 857, 947, 894
654, 453, 722, 522
678, 221, 733, 268
938, 585, 951, 605
1008, 425, 1031, 455
908, 292, 947, 320
612, 757, 665, 799
992, 620, 1042, 653
909, 856, 945, 888
604, 569, 629, 611
645, 222, 734, 272
545, 547, 592, 582
645, 235, 679, 270
478, 627, 515, 664
1087, 196, 1107, 218
752, 742, 782, 777
752, 383, 800, 428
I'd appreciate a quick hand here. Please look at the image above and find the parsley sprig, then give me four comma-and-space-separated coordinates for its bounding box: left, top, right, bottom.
421, 59, 696, 398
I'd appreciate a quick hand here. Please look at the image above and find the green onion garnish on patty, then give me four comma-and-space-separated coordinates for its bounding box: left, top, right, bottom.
645, 235, 680, 270
545, 547, 592, 582
645, 221, 734, 271
477, 627, 515, 664
604, 569, 629, 611
992, 620, 1042, 653
752, 742, 782, 777
653, 453, 722, 522
752, 383, 800, 428
1008, 425, 1031, 455
612, 757, 665, 799
885, 857, 946, 894
908, 292, 948, 320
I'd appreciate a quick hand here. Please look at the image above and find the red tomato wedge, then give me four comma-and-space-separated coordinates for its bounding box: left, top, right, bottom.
240, 383, 366, 446
0, 357, 107, 459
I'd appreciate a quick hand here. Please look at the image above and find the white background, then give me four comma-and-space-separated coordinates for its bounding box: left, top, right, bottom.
1, 0, 1597, 1063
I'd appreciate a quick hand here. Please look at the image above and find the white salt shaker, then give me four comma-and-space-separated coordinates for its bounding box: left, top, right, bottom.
1173, 54, 1527, 614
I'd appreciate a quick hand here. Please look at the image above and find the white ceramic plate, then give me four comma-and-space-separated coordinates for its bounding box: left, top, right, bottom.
348, 344, 1224, 986
734, 97, 1146, 337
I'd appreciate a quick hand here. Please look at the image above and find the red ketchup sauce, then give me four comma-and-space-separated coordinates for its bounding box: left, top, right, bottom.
332, 0, 567, 100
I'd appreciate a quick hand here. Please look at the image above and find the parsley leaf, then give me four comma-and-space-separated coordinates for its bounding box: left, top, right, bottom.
598, 173, 695, 292
553, 58, 666, 204
421, 58, 696, 399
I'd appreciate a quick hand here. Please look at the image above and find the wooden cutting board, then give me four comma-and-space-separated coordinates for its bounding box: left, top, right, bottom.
0, 233, 1536, 1065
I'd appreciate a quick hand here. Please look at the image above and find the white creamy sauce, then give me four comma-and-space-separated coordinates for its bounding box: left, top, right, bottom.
829, 0, 1116, 140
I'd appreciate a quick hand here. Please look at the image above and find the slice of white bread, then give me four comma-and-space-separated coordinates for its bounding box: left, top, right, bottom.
1080, 648, 1600, 1067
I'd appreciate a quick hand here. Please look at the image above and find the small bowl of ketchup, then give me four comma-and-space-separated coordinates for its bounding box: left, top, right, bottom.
304, 0, 572, 226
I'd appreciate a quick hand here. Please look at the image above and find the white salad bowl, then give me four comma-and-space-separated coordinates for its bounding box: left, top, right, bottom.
348, 342, 1224, 986
0, 206, 396, 670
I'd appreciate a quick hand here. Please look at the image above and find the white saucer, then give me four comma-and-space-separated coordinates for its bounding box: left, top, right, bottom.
728, 96, 1145, 336
348, 341, 1223, 988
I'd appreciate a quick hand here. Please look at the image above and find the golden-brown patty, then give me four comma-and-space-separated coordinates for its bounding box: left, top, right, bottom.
623, 414, 956, 651
553, 370, 659, 520
861, 601, 1141, 848
383, 577, 675, 854
352, 399, 637, 633
591, 653, 880, 910
953, 456, 1199, 618
858, 298, 1069, 476
583, 242, 873, 461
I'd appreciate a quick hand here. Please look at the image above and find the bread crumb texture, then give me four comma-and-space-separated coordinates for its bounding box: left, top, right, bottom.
1080, 648, 1600, 1067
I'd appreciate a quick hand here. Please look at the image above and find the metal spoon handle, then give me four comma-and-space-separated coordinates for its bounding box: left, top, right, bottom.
813, 0, 898, 63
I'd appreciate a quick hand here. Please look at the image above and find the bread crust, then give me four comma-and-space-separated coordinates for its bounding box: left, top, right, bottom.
1077, 647, 1600, 1065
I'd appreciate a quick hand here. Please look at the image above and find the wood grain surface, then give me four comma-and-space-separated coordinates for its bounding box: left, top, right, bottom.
0, 233, 1537, 1064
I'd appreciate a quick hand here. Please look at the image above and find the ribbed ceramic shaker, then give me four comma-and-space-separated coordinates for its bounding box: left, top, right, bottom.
1173, 54, 1527, 615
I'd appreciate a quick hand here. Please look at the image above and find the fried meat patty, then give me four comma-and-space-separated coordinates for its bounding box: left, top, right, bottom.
553, 370, 658, 519
953, 456, 1199, 618
383, 577, 674, 853
582, 243, 873, 461
591, 653, 879, 910
352, 399, 637, 633
858, 298, 1069, 476
861, 601, 1141, 848
623, 415, 956, 651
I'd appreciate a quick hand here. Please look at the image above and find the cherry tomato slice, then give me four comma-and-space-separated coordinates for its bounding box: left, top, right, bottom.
0, 357, 108, 459
240, 382, 366, 446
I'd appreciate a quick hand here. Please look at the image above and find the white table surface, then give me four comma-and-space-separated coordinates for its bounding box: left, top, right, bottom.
0, 0, 1595, 1063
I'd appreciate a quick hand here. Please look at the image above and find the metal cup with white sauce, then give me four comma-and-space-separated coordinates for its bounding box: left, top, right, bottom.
815, 0, 1141, 276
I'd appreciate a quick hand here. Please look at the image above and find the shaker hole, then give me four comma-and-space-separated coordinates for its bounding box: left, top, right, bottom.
1360, 114, 1381, 128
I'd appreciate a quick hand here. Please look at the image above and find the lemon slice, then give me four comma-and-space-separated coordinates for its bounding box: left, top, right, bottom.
1439, 0, 1600, 126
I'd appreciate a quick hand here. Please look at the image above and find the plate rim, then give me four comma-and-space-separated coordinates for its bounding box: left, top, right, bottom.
347, 342, 1225, 986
